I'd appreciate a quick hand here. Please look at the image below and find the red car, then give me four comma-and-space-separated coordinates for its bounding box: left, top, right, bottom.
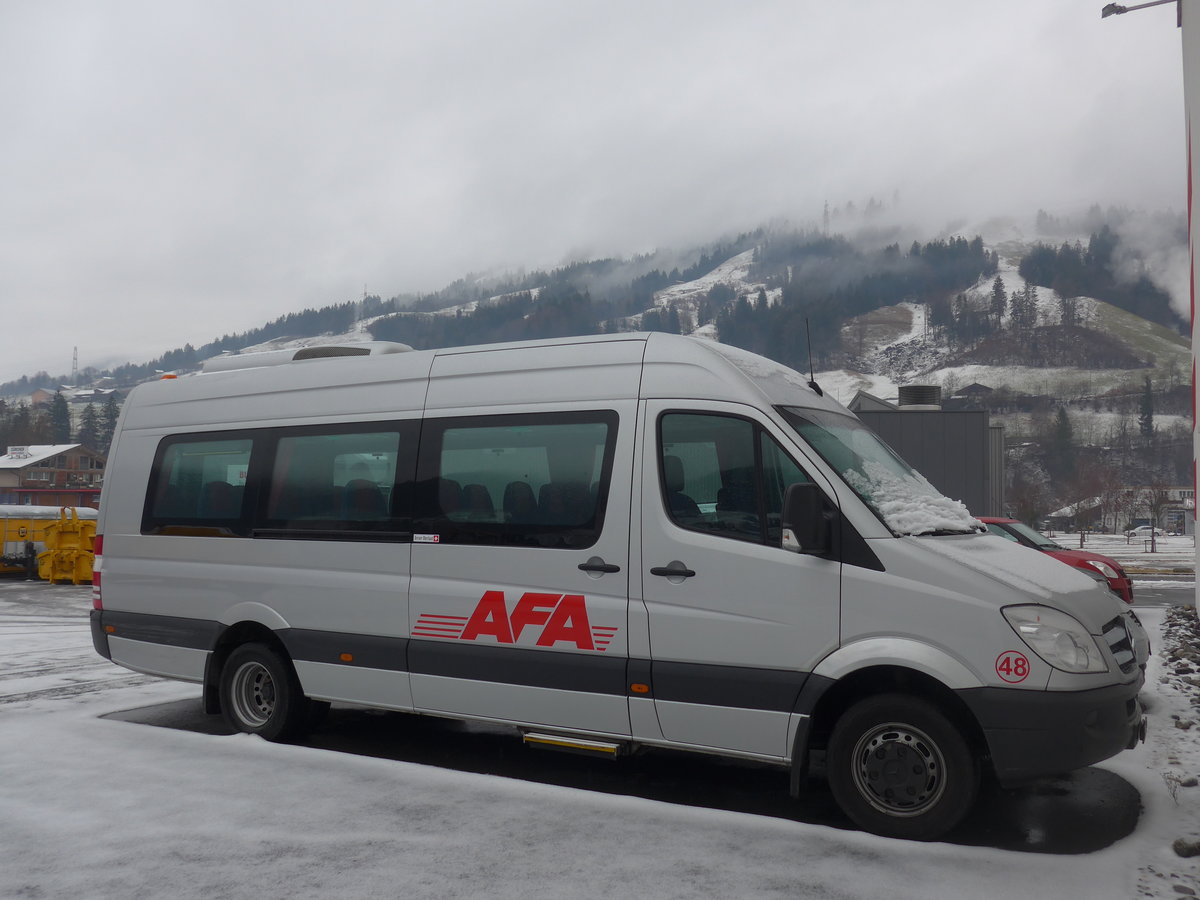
979, 517, 1134, 604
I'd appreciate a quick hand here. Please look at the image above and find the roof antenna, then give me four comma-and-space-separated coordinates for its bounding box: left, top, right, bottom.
805, 318, 823, 396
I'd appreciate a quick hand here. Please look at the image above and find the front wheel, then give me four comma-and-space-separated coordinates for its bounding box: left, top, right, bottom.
827, 694, 979, 841
220, 642, 323, 742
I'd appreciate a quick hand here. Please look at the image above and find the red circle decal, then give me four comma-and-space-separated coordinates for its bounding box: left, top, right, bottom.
995, 650, 1030, 683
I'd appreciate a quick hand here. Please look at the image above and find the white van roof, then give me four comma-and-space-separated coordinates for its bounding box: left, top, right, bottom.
120, 333, 849, 431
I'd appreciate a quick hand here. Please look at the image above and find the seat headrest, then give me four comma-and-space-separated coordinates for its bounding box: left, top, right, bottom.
663, 455, 686, 494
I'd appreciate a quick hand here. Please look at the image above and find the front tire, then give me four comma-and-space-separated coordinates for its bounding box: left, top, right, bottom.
220, 642, 321, 742
827, 693, 979, 840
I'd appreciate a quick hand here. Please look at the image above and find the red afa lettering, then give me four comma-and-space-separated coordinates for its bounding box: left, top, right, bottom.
420, 590, 613, 651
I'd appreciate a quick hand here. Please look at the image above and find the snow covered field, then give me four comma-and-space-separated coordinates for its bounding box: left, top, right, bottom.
1053, 531, 1196, 574
3, 581, 1200, 899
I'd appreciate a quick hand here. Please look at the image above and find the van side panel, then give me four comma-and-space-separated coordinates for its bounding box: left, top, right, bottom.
98, 355, 431, 712
408, 342, 642, 734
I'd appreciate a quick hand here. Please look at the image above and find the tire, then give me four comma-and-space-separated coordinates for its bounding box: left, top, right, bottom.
827, 693, 979, 841
219, 642, 317, 742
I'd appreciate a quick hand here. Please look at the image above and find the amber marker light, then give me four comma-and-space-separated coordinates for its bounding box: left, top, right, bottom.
630, 683, 650, 694
339, 653, 354, 662
104, 625, 116, 634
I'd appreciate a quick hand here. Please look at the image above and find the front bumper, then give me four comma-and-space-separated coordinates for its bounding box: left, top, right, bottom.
959, 676, 1145, 787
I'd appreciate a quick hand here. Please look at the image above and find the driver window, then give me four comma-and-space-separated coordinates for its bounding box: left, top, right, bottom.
659, 412, 812, 546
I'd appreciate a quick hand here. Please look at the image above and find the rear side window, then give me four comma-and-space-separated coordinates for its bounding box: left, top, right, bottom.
414, 411, 617, 548
142, 421, 418, 539
145, 436, 254, 535
260, 428, 407, 534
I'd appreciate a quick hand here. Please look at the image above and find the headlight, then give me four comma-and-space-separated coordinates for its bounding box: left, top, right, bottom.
1002, 605, 1107, 673
1080, 559, 1118, 580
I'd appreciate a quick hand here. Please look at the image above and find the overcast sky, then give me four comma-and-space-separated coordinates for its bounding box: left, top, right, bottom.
0, 0, 1188, 384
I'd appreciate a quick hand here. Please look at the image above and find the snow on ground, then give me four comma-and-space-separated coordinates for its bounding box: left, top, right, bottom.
2, 582, 1200, 898
1053, 532, 1196, 574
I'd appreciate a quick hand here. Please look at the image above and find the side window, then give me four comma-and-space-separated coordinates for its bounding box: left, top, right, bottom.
415, 411, 617, 548
985, 523, 1019, 542
659, 413, 811, 546
144, 422, 417, 540
144, 436, 254, 535
660, 413, 760, 542
761, 431, 812, 545
261, 427, 412, 535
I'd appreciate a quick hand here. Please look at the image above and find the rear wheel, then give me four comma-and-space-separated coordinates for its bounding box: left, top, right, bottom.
827, 693, 979, 840
220, 642, 323, 742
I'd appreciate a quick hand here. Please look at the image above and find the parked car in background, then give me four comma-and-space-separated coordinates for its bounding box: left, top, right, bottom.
1125, 525, 1164, 539
980, 517, 1134, 604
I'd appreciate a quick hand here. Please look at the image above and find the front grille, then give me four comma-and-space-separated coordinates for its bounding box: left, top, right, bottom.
1102, 615, 1136, 674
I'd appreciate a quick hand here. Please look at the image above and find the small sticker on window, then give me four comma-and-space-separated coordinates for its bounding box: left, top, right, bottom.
414, 534, 441, 543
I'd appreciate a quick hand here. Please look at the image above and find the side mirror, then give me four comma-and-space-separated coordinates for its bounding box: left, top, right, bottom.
781, 482, 835, 556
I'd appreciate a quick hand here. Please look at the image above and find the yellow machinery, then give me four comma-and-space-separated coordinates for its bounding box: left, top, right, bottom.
0, 505, 97, 583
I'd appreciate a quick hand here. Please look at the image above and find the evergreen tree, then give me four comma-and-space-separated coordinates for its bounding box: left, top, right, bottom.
665, 306, 682, 334
1138, 376, 1155, 439
100, 392, 121, 453
1045, 406, 1076, 483
9, 403, 32, 446
77, 403, 101, 450
990, 276, 1007, 327
50, 391, 72, 443
1056, 289, 1079, 327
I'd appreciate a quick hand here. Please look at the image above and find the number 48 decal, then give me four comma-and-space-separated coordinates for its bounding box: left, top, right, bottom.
995, 650, 1030, 683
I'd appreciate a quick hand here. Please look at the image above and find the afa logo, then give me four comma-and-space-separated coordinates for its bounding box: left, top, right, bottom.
413, 591, 618, 651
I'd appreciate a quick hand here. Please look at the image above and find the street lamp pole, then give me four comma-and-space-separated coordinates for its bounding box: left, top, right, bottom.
1102, 0, 1180, 17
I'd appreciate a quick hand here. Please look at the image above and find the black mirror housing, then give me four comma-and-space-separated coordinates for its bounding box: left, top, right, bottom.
781, 482, 836, 556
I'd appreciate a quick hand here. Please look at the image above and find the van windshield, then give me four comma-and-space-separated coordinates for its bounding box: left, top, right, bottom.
779, 407, 983, 537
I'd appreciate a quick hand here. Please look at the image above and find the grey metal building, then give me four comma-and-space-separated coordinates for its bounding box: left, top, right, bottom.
849, 387, 1005, 518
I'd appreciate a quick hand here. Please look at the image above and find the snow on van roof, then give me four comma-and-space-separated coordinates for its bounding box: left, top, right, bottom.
703, 340, 818, 393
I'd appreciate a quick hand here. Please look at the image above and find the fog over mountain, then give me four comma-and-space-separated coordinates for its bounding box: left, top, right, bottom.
0, 0, 1187, 384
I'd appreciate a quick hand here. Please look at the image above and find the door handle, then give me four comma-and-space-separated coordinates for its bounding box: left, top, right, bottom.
578, 556, 621, 574
650, 560, 696, 579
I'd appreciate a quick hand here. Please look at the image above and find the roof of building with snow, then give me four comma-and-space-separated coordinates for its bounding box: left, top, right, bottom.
0, 445, 83, 470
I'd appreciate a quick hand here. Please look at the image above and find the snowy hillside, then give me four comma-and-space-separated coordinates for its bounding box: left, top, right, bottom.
813, 253, 1189, 408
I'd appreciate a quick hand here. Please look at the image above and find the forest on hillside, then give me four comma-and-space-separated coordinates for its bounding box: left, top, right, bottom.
0, 212, 1184, 397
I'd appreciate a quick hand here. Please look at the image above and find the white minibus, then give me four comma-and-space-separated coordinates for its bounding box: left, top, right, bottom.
91, 333, 1148, 840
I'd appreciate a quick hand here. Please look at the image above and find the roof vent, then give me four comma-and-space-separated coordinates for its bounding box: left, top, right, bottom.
292, 343, 411, 360
897, 385, 942, 410
202, 341, 413, 373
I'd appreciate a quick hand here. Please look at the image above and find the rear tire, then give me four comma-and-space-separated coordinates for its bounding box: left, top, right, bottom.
827, 693, 978, 840
219, 642, 317, 742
